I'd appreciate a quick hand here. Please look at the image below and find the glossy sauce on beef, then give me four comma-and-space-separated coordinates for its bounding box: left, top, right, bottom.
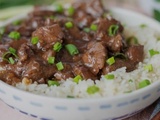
0, 0, 144, 85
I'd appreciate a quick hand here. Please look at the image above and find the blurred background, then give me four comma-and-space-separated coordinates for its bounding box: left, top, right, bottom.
0, 0, 160, 22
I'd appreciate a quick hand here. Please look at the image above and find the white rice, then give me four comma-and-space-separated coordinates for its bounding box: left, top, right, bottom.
15, 26, 160, 98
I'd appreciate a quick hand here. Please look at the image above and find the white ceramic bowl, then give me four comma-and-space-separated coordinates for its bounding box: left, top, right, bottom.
0, 8, 160, 120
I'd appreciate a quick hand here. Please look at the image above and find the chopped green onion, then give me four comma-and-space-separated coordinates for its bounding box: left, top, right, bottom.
0, 27, 5, 35
12, 20, 21, 25
124, 90, 132, 93
114, 53, 126, 59
9, 57, 15, 64
56, 62, 64, 71
67, 95, 75, 98
53, 42, 62, 52
65, 21, 73, 29
73, 75, 82, 84
9, 47, 16, 54
106, 57, 115, 65
67, 6, 75, 16
65, 44, 79, 56
48, 80, 60, 86
48, 56, 55, 64
55, 4, 64, 13
87, 85, 100, 94
144, 64, 153, 72
138, 79, 151, 89
108, 25, 119, 36
157, 37, 160, 41
149, 49, 159, 57
8, 31, 20, 40
83, 27, 90, 33
126, 36, 138, 45
140, 24, 147, 28
128, 79, 133, 83
105, 74, 115, 80
31, 37, 39, 45
49, 16, 55, 20
90, 24, 98, 31
153, 9, 160, 22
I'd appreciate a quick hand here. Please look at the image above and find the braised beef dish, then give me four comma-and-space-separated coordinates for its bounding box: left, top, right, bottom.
0, 0, 144, 85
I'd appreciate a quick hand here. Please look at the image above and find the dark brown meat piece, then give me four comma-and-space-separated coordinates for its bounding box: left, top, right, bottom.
102, 59, 136, 75
73, 65, 97, 80
32, 24, 64, 50
22, 57, 56, 82
82, 41, 107, 75
126, 45, 144, 63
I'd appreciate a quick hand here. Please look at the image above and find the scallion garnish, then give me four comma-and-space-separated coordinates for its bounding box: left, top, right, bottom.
31, 37, 39, 45
87, 85, 100, 94
67, 6, 75, 16
73, 75, 82, 84
67, 95, 75, 98
90, 24, 98, 31
8, 31, 20, 40
9, 47, 16, 54
0, 27, 5, 35
48, 80, 60, 86
65, 21, 73, 29
128, 79, 133, 83
144, 64, 153, 72
114, 53, 126, 59
105, 74, 115, 80
53, 42, 62, 52
149, 49, 159, 57
9, 57, 15, 64
108, 25, 119, 36
12, 20, 21, 25
65, 44, 79, 56
83, 27, 90, 33
48, 56, 55, 64
56, 62, 64, 71
106, 57, 115, 65
138, 79, 151, 89
49, 16, 55, 20
55, 4, 64, 13
126, 36, 138, 45
140, 24, 147, 28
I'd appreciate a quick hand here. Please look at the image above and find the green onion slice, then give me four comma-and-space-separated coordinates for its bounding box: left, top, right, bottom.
87, 85, 100, 94
144, 64, 153, 72
48, 80, 60, 86
8, 31, 20, 40
31, 37, 39, 45
56, 62, 64, 71
140, 24, 147, 28
9, 47, 16, 54
108, 25, 119, 36
12, 20, 21, 25
138, 79, 151, 89
0, 27, 5, 35
65, 21, 73, 29
126, 36, 138, 45
67, 95, 75, 98
90, 24, 98, 31
48, 56, 55, 64
55, 4, 64, 13
65, 44, 79, 56
73, 75, 82, 84
149, 49, 159, 57
106, 57, 115, 65
114, 53, 126, 59
67, 6, 75, 16
53, 42, 62, 52
9, 57, 15, 64
105, 74, 115, 80
83, 27, 90, 33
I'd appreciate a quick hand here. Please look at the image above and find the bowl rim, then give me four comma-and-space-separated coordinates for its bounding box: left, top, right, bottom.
0, 7, 160, 103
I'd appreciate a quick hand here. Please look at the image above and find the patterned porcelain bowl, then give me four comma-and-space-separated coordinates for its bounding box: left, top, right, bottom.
0, 8, 160, 120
